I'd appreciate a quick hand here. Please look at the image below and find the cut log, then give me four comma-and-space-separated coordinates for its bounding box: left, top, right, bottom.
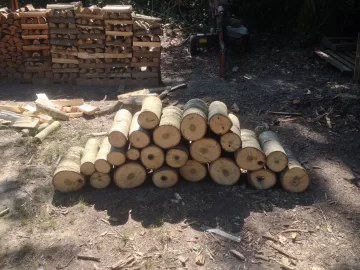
258, 131, 288, 172
234, 129, 265, 170
138, 96, 162, 129
126, 145, 140, 161
128, 111, 151, 148
140, 144, 164, 169
208, 101, 232, 135
107, 145, 126, 166
180, 99, 208, 141
113, 162, 147, 189
153, 106, 182, 149
220, 113, 242, 152
35, 98, 69, 121
80, 138, 100, 175
52, 146, 85, 192
190, 138, 221, 164
108, 109, 132, 148
280, 148, 310, 193
179, 159, 207, 182
94, 137, 112, 174
209, 158, 241, 185
152, 167, 178, 188
165, 142, 189, 168
90, 171, 111, 189
33, 121, 61, 143
248, 168, 277, 189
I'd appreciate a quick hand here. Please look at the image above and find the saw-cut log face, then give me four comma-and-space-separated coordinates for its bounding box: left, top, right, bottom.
209, 158, 240, 185
114, 163, 146, 189
248, 169, 276, 189
90, 172, 111, 189
152, 168, 178, 188
190, 138, 221, 164
166, 148, 189, 168
281, 168, 310, 193
53, 172, 85, 192
179, 160, 207, 182
140, 145, 164, 169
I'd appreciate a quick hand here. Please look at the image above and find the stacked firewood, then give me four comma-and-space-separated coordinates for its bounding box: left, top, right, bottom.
52, 97, 310, 193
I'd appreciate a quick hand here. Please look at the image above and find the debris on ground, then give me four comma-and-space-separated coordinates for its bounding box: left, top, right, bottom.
201, 225, 241, 243
195, 255, 205, 266
0, 208, 10, 217
230, 249, 246, 260
77, 254, 100, 262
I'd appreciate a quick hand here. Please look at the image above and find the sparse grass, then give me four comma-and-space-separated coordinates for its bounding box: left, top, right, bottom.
18, 243, 35, 256
13, 198, 35, 226
33, 184, 53, 203
158, 230, 172, 249
40, 142, 63, 164
40, 217, 57, 230
75, 196, 88, 212
17, 168, 33, 185
120, 229, 133, 246
19, 136, 37, 154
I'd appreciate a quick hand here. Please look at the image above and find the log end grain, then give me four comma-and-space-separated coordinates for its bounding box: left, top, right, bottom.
153, 125, 181, 149
179, 160, 207, 182
114, 162, 147, 189
107, 150, 126, 166
220, 132, 242, 152
166, 147, 189, 168
266, 151, 288, 172
152, 167, 178, 188
281, 167, 310, 193
129, 129, 150, 148
208, 101, 232, 135
94, 159, 111, 174
248, 169, 277, 189
190, 138, 221, 164
138, 110, 160, 129
80, 162, 96, 176
140, 145, 165, 170
90, 171, 111, 189
180, 110, 207, 141
126, 146, 140, 160
209, 158, 240, 185
108, 126, 127, 148
53, 171, 85, 192
235, 147, 266, 171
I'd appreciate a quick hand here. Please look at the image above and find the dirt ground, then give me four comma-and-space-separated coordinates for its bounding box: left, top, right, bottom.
0, 34, 360, 270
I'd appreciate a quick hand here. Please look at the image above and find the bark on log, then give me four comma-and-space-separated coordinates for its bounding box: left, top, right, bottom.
80, 138, 100, 175
248, 168, 277, 189
179, 159, 207, 182
209, 158, 241, 185
138, 96, 162, 129
190, 137, 221, 164
108, 109, 132, 148
94, 137, 112, 173
113, 162, 147, 189
52, 146, 85, 192
180, 99, 208, 141
128, 111, 151, 148
35, 99, 69, 121
107, 145, 126, 166
153, 106, 182, 149
33, 121, 60, 143
126, 145, 140, 161
220, 113, 242, 152
280, 148, 310, 192
165, 141, 189, 168
152, 167, 178, 188
234, 129, 266, 171
208, 101, 232, 135
90, 171, 111, 189
140, 144, 164, 169
258, 131, 288, 172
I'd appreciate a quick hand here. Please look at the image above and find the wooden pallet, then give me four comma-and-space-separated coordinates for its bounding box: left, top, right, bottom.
315, 50, 355, 73
322, 37, 357, 52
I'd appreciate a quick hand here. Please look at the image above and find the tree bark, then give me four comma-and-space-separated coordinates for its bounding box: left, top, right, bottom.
190, 137, 221, 164
108, 109, 132, 148
152, 166, 178, 188
140, 144, 165, 169
180, 99, 208, 141
220, 113, 242, 152
80, 138, 100, 175
248, 168, 277, 189
95, 137, 112, 173
209, 158, 240, 185
128, 111, 151, 148
138, 96, 162, 129
113, 162, 147, 189
33, 121, 60, 143
208, 101, 232, 135
90, 171, 111, 189
179, 159, 207, 182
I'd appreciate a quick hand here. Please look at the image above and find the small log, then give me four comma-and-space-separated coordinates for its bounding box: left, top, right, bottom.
165, 141, 189, 168
138, 96, 162, 129
153, 106, 182, 149
140, 144, 165, 169
280, 148, 310, 192
33, 121, 61, 143
152, 167, 178, 188
208, 101, 232, 135
258, 131, 288, 172
128, 111, 151, 148
94, 138, 112, 174
179, 159, 207, 182
35, 99, 69, 121
38, 122, 49, 131
190, 138, 221, 164
80, 138, 100, 175
234, 129, 266, 170
126, 145, 140, 161
90, 171, 111, 189
220, 113, 242, 152
209, 158, 240, 185
52, 146, 85, 192
248, 168, 277, 189
180, 99, 208, 141
113, 162, 147, 189
108, 109, 132, 148
107, 145, 126, 166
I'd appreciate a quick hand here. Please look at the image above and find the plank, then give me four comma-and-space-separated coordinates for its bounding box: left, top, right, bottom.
25, 66, 52, 72
50, 28, 78, 34
50, 39, 78, 46
21, 24, 49, 30
24, 56, 51, 62
336, 52, 355, 64
105, 31, 133, 36
133, 51, 161, 58
67, 112, 83, 118
131, 62, 160, 67
0, 105, 24, 113
12, 117, 40, 129
324, 50, 354, 70
132, 13, 161, 22
77, 25, 104, 30
51, 48, 78, 56
52, 68, 79, 73
77, 52, 132, 59
79, 72, 131, 78
104, 19, 133, 25
22, 45, 51, 50
22, 34, 48, 39
78, 33, 105, 39
106, 41, 132, 47
52, 58, 79, 64
19, 11, 48, 17
51, 99, 84, 106
132, 72, 159, 78
78, 44, 105, 49
315, 50, 352, 72
133, 41, 161, 47
75, 14, 104, 19
48, 17, 75, 23
102, 5, 132, 13
46, 4, 75, 10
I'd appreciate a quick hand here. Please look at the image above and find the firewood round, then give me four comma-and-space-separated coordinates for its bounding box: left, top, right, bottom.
180, 99, 208, 141
94, 138, 112, 174
138, 96, 162, 129
248, 169, 277, 189
140, 144, 165, 169
152, 167, 178, 188
190, 138, 221, 164
90, 172, 111, 189
114, 162, 147, 189
208, 101, 232, 135
179, 159, 207, 182
165, 144, 189, 168
126, 146, 140, 161
80, 138, 100, 176
209, 158, 240, 185
108, 109, 132, 148
107, 146, 126, 166
129, 111, 151, 148
220, 113, 242, 152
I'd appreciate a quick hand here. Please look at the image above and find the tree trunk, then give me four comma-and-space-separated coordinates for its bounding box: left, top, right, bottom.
153, 106, 182, 149
280, 147, 310, 192
180, 99, 208, 141
152, 166, 178, 188
35, 99, 69, 121
140, 144, 165, 169
179, 159, 207, 182
90, 171, 111, 189
107, 145, 126, 166
234, 129, 265, 171
128, 111, 151, 148
113, 162, 147, 189
33, 121, 60, 143
190, 137, 221, 164
108, 109, 132, 148
52, 146, 85, 192
165, 141, 189, 168
208, 101, 232, 135
138, 96, 162, 129
220, 113, 242, 152
248, 168, 277, 189
209, 158, 240, 185
80, 138, 100, 175
94, 137, 112, 173
126, 145, 140, 161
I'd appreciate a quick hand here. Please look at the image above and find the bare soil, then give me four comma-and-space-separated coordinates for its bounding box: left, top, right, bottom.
0, 34, 360, 270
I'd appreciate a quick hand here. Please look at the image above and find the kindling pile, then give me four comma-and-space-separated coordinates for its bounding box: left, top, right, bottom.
52, 97, 310, 193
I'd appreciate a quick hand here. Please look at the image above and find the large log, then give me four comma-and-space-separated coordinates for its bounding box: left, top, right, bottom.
152, 167, 178, 188
258, 131, 288, 172
180, 99, 208, 141
179, 159, 207, 182
107, 145, 126, 166
113, 162, 147, 189
208, 101, 232, 135
126, 145, 140, 161
140, 144, 164, 169
90, 171, 111, 189
138, 96, 162, 129
280, 148, 310, 193
190, 138, 221, 164
209, 158, 240, 185
128, 111, 151, 148
35, 99, 69, 121
234, 129, 266, 171
52, 146, 85, 192
94, 137, 112, 173
33, 121, 60, 143
165, 141, 189, 168
108, 109, 132, 148
80, 138, 100, 175
220, 113, 242, 152
153, 106, 182, 149
248, 168, 277, 189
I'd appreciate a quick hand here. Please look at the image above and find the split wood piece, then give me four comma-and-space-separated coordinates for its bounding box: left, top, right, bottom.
230, 250, 245, 261
128, 111, 151, 148
95, 137, 112, 174
179, 159, 207, 182
21, 24, 49, 30
152, 167, 178, 188
268, 242, 298, 260
12, 117, 40, 129
248, 168, 277, 189
0, 105, 25, 113
180, 99, 208, 141
220, 113, 242, 152
52, 146, 85, 192
234, 129, 265, 170
51, 99, 84, 107
102, 5, 133, 13
280, 148, 310, 193
107, 145, 126, 166
126, 145, 140, 161
35, 99, 69, 121
138, 96, 162, 129
140, 144, 164, 169
33, 121, 60, 143
80, 138, 100, 175
165, 142, 189, 168
38, 123, 49, 131
113, 162, 147, 189
258, 131, 288, 172
190, 138, 221, 164
153, 106, 182, 149
90, 171, 111, 189
108, 109, 132, 148
209, 158, 240, 185
208, 101, 232, 135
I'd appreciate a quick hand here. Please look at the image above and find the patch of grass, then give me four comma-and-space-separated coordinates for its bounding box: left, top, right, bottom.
120, 229, 133, 246
18, 243, 35, 257
158, 230, 171, 249
19, 137, 37, 154
40, 142, 62, 164
75, 196, 88, 212
40, 217, 57, 231
148, 217, 165, 228
13, 198, 35, 225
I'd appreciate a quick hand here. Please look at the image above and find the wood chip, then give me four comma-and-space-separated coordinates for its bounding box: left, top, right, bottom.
195, 255, 205, 266
77, 254, 100, 262
230, 249, 245, 260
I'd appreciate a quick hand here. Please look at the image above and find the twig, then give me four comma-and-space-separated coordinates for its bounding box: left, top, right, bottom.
268, 242, 297, 260
254, 254, 269, 261
91, 132, 108, 137
56, 255, 75, 269
268, 111, 302, 116
0, 208, 9, 217
271, 258, 296, 270
100, 218, 110, 225
281, 229, 314, 233
77, 254, 100, 262
262, 232, 279, 243
230, 249, 245, 261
